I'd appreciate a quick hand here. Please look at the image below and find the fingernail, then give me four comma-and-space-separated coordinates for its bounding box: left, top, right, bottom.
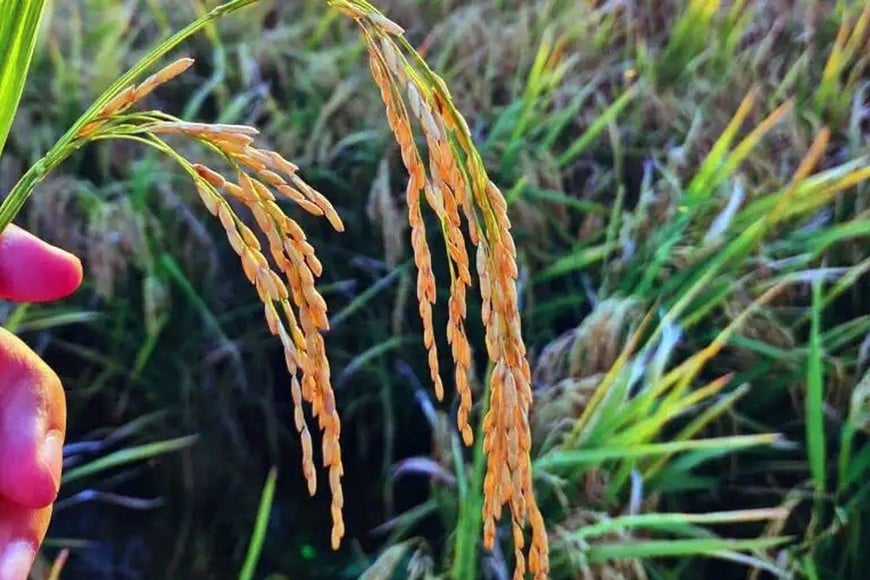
41, 429, 64, 492
0, 541, 35, 580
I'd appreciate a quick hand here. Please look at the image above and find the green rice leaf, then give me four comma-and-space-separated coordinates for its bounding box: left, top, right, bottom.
62, 435, 197, 485
239, 467, 278, 580
806, 279, 826, 492
0, 0, 47, 157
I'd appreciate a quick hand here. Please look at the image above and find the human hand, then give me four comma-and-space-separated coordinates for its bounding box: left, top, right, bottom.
0, 225, 82, 580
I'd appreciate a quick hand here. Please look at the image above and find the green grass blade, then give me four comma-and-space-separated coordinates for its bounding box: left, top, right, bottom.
5, 310, 103, 333
556, 84, 637, 168
329, 262, 410, 328
62, 435, 198, 485
806, 279, 826, 493
239, 467, 278, 580
573, 508, 789, 541
643, 384, 751, 480
585, 536, 789, 562
535, 244, 609, 280
536, 434, 779, 471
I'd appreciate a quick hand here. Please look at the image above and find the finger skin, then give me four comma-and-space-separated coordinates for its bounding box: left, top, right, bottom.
0, 224, 82, 303
0, 327, 66, 509
0, 497, 51, 580
0, 328, 65, 580
0, 225, 77, 580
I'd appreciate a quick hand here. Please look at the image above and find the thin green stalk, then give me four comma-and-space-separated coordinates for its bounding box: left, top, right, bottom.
806, 277, 827, 550
239, 467, 279, 580
0, 0, 258, 233
452, 365, 492, 580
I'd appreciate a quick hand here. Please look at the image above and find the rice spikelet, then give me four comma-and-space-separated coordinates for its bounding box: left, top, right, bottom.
78, 58, 195, 137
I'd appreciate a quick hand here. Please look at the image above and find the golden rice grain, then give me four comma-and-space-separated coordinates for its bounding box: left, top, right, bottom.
134, 57, 196, 101
100, 86, 138, 119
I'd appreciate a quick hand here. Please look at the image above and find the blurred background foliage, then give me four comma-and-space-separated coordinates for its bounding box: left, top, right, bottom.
1, 0, 868, 578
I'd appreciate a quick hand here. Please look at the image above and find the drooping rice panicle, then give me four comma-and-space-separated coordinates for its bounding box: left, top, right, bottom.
68, 7, 549, 571
366, 32, 476, 445
188, 151, 346, 548
365, 34, 446, 403
83, 66, 349, 549
342, 2, 550, 577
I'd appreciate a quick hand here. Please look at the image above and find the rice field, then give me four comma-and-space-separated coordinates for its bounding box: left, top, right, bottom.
1, 1, 868, 578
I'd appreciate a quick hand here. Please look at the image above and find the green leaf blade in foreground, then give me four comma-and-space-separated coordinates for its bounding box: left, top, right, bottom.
0, 0, 47, 158
586, 536, 790, 563
239, 467, 278, 580
534, 434, 781, 471
61, 435, 198, 485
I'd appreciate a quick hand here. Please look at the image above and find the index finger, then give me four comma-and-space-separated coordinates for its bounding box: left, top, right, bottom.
0, 225, 82, 303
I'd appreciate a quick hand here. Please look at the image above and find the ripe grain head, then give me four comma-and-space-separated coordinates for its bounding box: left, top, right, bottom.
340, 2, 551, 576
79, 60, 349, 550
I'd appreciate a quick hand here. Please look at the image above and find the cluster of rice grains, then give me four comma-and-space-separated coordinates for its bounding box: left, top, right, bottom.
188, 143, 347, 551
78, 58, 347, 549
333, 1, 550, 577
79, 2, 550, 573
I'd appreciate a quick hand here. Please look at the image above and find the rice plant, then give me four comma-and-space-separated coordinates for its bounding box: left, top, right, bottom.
2, 0, 868, 578
2, 0, 551, 577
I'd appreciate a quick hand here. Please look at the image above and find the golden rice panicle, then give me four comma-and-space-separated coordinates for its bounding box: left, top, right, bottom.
235, 167, 345, 550
187, 127, 346, 550
369, 31, 475, 441
269, 203, 345, 548
76, 55, 348, 552
365, 33, 446, 402
348, 6, 550, 578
